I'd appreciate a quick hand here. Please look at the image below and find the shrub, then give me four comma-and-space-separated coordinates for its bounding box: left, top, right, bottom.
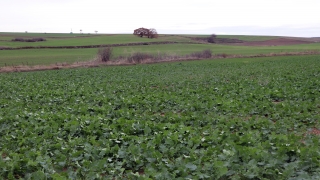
25, 39, 36, 42
207, 34, 217, 43
149, 28, 158, 38
97, 47, 113, 62
32, 38, 46, 42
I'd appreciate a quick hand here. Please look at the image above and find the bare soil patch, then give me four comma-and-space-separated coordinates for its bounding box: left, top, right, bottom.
308, 128, 320, 136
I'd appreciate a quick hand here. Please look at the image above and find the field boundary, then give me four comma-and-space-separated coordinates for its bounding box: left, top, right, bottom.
0, 41, 203, 50
1, 50, 319, 73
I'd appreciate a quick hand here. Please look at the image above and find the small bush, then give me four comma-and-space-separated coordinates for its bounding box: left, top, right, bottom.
207, 34, 217, 43
25, 39, 36, 42
32, 38, 46, 42
98, 47, 113, 62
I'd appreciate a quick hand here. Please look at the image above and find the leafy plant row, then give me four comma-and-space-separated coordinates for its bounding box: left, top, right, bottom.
0, 55, 319, 179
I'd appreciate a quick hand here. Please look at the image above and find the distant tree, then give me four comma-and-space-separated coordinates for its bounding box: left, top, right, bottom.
133, 27, 158, 38
149, 28, 158, 38
207, 34, 217, 43
95, 30, 98, 34
80, 29, 82, 34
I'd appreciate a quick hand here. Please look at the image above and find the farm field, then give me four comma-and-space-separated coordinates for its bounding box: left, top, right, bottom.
3, 43, 320, 67
217, 35, 279, 42
0, 49, 97, 67
1, 32, 320, 67
0, 55, 320, 179
0, 34, 194, 48
112, 43, 320, 57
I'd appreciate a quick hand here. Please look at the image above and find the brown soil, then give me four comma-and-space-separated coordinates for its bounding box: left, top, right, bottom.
308, 128, 320, 136
232, 38, 313, 46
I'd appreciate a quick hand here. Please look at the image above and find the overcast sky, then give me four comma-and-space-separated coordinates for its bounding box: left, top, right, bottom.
1, 0, 320, 37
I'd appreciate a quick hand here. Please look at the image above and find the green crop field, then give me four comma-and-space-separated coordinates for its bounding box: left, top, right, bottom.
0, 55, 320, 179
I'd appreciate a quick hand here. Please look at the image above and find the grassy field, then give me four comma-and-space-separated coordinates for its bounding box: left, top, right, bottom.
114, 43, 320, 56
0, 34, 193, 47
1, 32, 319, 67
0, 55, 319, 179
0, 49, 97, 67
1, 42, 320, 67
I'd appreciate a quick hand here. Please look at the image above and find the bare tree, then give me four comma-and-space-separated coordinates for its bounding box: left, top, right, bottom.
149, 28, 158, 38
80, 29, 82, 34
95, 30, 98, 34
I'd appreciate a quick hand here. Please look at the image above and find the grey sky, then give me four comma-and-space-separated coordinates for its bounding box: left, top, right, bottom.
1, 0, 320, 37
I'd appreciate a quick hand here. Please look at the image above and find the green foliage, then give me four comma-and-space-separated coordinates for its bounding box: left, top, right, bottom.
0, 55, 320, 179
